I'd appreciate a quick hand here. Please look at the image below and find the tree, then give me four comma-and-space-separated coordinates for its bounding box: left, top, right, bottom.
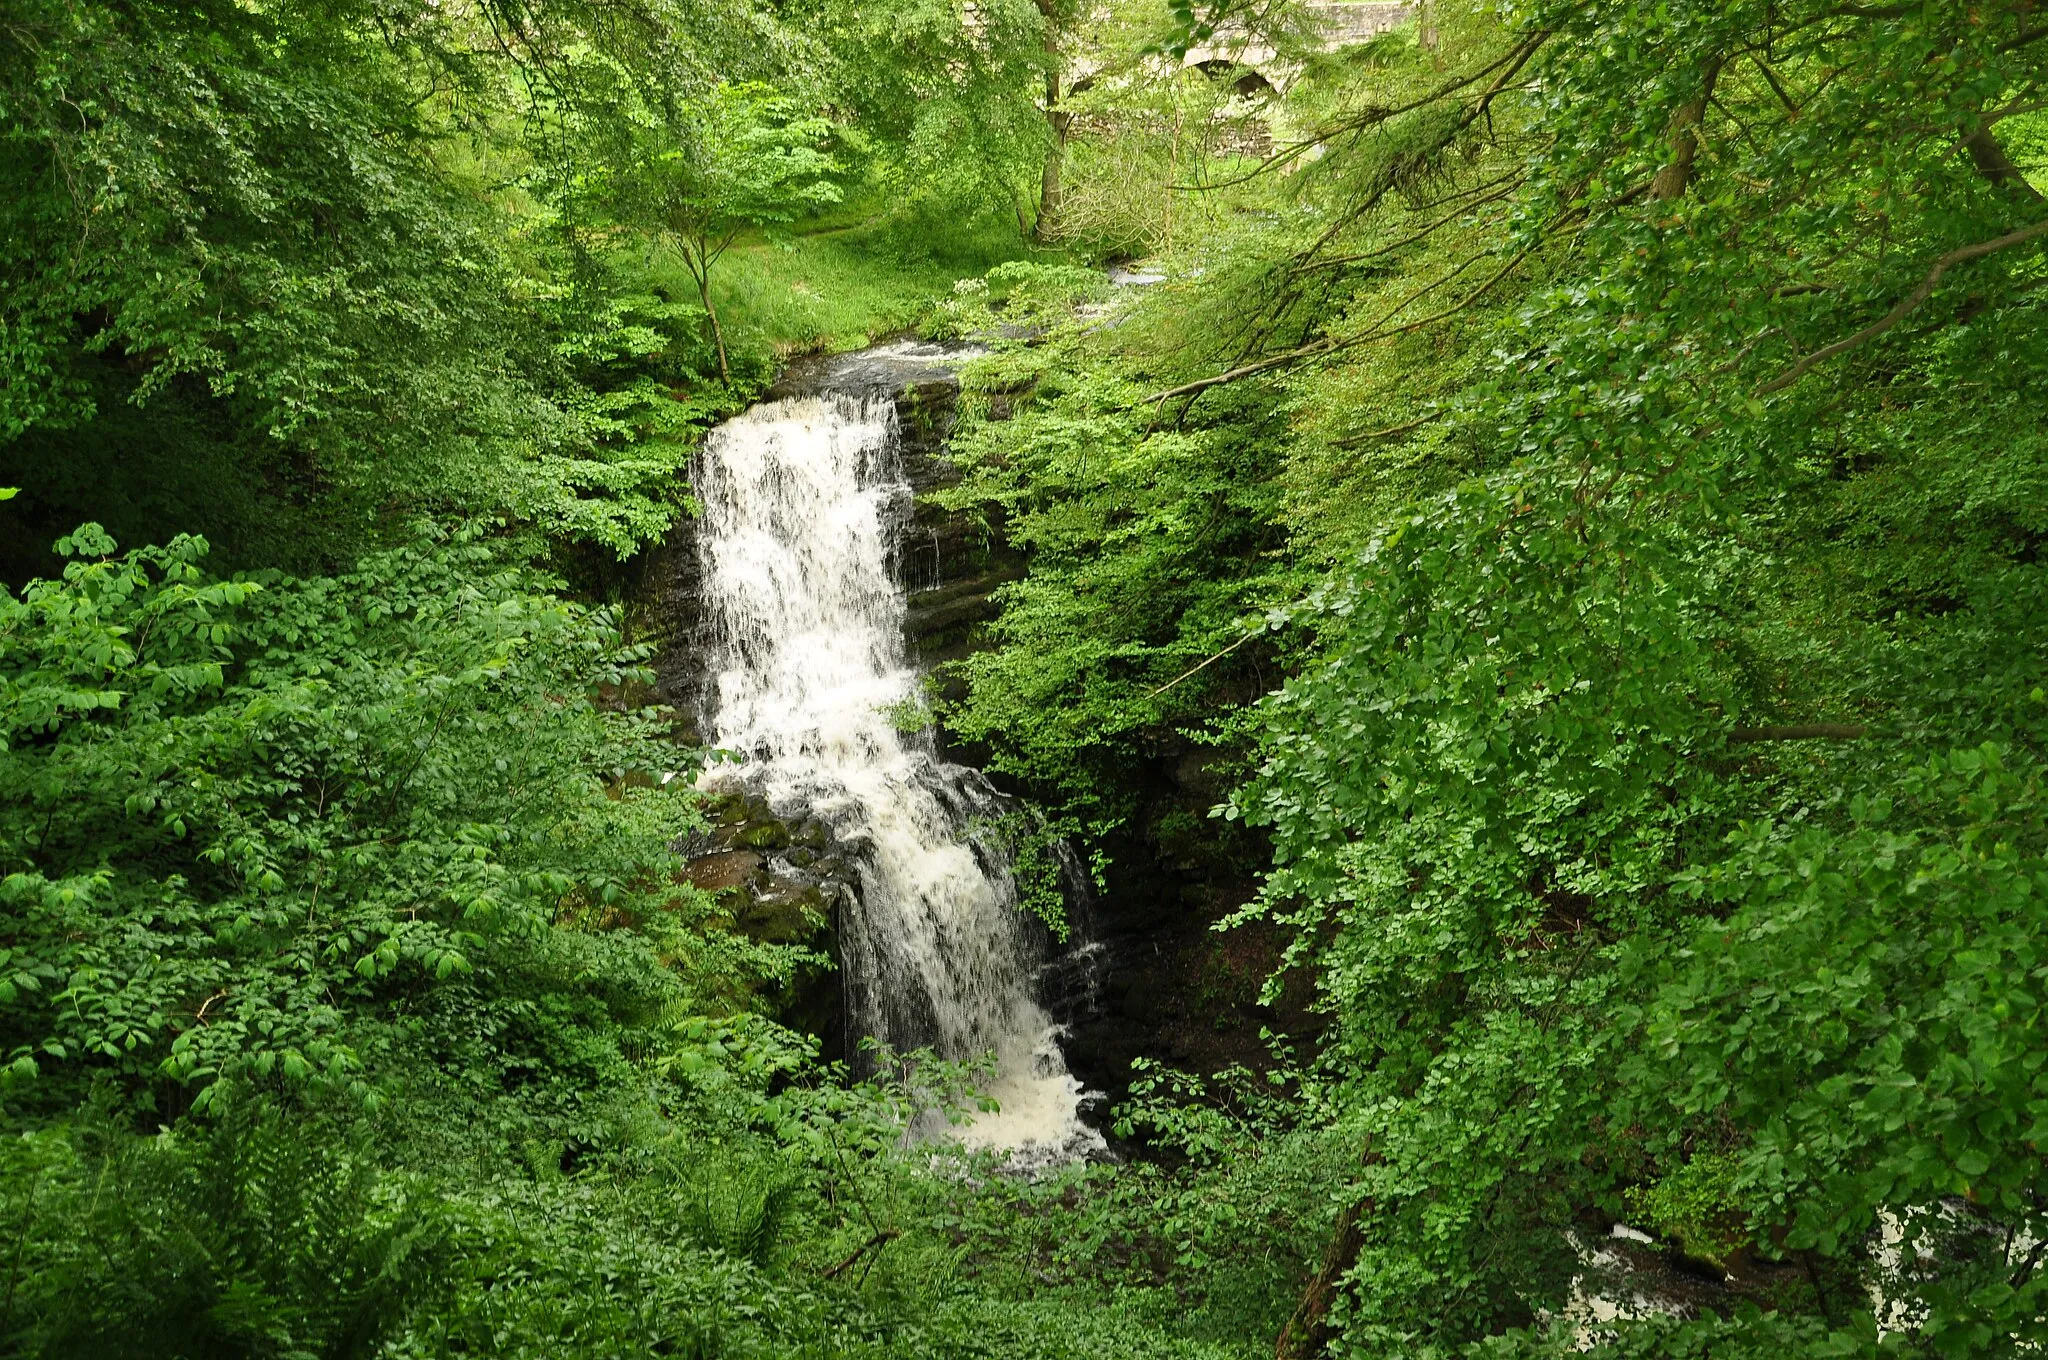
1033, 0, 1079, 240
611, 84, 840, 386
940, 0, 2048, 1352
800, 0, 1049, 233
0, 0, 801, 576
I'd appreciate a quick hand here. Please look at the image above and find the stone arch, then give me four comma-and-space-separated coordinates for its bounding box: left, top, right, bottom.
1192, 57, 1277, 100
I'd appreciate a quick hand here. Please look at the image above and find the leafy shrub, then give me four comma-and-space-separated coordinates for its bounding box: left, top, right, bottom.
0, 521, 806, 1120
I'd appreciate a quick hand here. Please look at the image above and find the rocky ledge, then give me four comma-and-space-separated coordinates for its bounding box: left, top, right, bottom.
670, 789, 858, 1049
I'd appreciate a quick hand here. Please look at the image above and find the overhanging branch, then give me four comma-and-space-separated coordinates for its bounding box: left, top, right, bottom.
1756, 216, 2048, 394
1142, 228, 1553, 405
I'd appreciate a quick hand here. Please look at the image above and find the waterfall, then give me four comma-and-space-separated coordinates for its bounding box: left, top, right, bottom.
693, 393, 1100, 1162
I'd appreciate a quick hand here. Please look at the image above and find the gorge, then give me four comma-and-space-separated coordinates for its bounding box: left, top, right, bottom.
3, 2, 2044, 1355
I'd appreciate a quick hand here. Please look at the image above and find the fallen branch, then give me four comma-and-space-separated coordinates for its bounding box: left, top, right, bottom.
1143, 627, 1269, 701
1728, 723, 1868, 743
1756, 217, 2048, 394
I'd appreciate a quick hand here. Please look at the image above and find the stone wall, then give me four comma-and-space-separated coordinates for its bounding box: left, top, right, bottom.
1180, 2, 1415, 86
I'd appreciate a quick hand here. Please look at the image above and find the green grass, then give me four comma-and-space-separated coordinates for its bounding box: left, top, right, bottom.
655, 206, 1068, 359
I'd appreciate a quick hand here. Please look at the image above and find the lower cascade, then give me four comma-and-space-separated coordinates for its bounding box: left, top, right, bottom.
692, 393, 1102, 1162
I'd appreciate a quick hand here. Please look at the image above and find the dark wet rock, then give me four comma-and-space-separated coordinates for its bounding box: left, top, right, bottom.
763, 338, 983, 405
679, 850, 761, 893
665, 793, 860, 1046
1055, 744, 1323, 1119
735, 877, 828, 944
902, 566, 1026, 657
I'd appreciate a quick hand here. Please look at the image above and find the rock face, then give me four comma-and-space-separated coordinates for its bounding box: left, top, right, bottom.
671, 790, 860, 1049
1056, 789, 1326, 1118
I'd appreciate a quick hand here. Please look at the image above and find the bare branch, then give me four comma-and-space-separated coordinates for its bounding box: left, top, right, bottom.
1756, 217, 2048, 394
1745, 51, 1800, 115
1142, 627, 1269, 700
821, 1229, 901, 1279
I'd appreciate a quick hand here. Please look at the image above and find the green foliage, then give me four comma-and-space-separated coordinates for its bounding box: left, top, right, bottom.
933, 268, 1307, 828
802, 0, 1055, 228
0, 515, 1260, 1353
2, 1100, 450, 1358
1625, 1153, 1747, 1268
932, 1, 2048, 1355
588, 81, 842, 385
18, 0, 2048, 1354
967, 808, 1094, 941
0, 522, 809, 1118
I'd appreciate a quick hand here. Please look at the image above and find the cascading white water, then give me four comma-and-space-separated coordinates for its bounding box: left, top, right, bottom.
693, 393, 1100, 1161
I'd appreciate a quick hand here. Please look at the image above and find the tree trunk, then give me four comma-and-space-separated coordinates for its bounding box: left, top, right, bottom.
1037, 86, 1067, 241
1033, 0, 1070, 241
1274, 1198, 1369, 1360
692, 254, 731, 388
1962, 126, 2046, 204
1650, 59, 1721, 202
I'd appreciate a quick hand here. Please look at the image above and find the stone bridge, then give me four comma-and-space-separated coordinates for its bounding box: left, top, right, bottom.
1184, 2, 1414, 94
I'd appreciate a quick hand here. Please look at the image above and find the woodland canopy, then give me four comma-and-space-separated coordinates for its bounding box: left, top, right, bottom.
3, 1, 2045, 1357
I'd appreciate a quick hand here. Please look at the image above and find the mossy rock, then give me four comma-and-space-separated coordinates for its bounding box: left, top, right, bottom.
734, 882, 827, 944
734, 819, 791, 850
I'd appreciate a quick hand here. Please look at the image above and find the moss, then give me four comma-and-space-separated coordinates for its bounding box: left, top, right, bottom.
734, 819, 792, 850
732, 883, 827, 944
